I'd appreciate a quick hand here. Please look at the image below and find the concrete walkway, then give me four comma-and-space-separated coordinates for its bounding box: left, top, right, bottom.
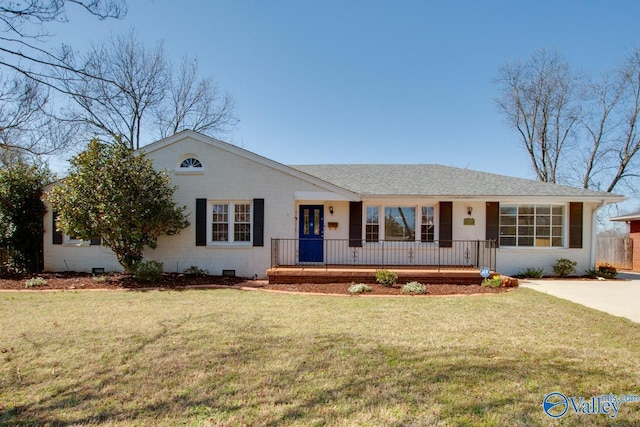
520, 272, 640, 323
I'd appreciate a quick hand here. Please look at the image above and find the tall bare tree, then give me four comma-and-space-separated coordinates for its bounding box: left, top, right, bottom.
62, 32, 238, 150
496, 48, 640, 196
62, 31, 169, 150
495, 49, 581, 184
155, 57, 238, 139
604, 48, 640, 193
574, 72, 624, 190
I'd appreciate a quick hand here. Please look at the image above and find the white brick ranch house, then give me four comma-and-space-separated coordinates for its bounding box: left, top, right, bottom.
43, 130, 624, 278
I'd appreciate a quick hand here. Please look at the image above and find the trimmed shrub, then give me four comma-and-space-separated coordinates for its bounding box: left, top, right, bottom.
587, 264, 618, 279
375, 270, 398, 287
518, 267, 544, 278
552, 258, 577, 278
348, 283, 372, 294
402, 281, 426, 294
482, 275, 502, 288
133, 260, 164, 282
25, 277, 47, 288
596, 264, 618, 279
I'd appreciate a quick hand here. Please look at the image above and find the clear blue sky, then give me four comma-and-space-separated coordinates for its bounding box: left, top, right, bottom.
49, 0, 640, 180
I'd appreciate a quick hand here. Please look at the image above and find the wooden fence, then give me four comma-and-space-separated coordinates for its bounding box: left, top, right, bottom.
596, 237, 633, 270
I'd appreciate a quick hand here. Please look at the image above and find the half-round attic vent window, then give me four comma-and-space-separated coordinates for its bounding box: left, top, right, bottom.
180, 157, 202, 168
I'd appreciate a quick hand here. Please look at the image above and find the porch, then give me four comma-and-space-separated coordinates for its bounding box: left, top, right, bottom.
269, 239, 498, 284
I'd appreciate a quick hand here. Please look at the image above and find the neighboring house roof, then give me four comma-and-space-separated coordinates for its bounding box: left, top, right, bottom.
291, 164, 625, 201
610, 213, 640, 222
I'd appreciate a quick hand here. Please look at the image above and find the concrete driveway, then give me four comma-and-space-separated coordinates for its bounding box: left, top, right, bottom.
520, 272, 640, 323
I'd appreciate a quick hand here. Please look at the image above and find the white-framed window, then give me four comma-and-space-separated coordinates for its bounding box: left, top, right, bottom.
365, 205, 435, 243
366, 206, 379, 242
499, 204, 564, 247
176, 156, 204, 174
180, 157, 202, 168
63, 235, 100, 246
64, 235, 84, 245
233, 203, 251, 242
421, 206, 435, 242
209, 201, 252, 244
384, 207, 416, 241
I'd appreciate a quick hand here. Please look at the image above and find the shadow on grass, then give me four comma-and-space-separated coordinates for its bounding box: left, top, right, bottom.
3, 325, 637, 426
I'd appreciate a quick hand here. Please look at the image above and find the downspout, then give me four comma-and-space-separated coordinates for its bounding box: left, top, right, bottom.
590, 200, 605, 269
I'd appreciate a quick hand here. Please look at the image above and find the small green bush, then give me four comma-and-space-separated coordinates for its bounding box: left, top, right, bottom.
402, 281, 426, 294
183, 266, 208, 277
597, 264, 618, 279
4, 258, 27, 274
482, 275, 502, 288
587, 264, 618, 279
552, 258, 577, 278
133, 260, 164, 282
519, 267, 544, 278
348, 283, 372, 294
93, 274, 108, 283
375, 269, 398, 287
25, 277, 47, 288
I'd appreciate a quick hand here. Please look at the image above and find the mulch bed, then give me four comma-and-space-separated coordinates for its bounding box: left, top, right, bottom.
0, 272, 511, 295
0, 272, 245, 291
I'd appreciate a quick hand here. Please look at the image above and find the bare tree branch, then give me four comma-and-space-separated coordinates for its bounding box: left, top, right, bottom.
495, 49, 580, 184
0, 0, 126, 160
497, 47, 640, 194
0, 1, 126, 39
62, 35, 239, 150
61, 31, 168, 150
155, 56, 238, 139
0, 73, 79, 160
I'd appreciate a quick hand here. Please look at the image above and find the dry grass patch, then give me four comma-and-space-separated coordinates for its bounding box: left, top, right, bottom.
0, 288, 639, 425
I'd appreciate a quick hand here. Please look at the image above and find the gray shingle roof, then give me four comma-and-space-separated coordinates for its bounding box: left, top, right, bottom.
291, 164, 623, 199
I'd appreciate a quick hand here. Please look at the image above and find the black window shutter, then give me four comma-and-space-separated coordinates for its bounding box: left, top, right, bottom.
439, 201, 452, 247
52, 211, 63, 245
486, 202, 500, 248
349, 201, 363, 247
253, 198, 264, 247
195, 199, 207, 246
569, 202, 583, 249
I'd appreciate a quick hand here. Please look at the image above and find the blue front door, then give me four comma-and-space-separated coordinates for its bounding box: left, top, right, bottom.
299, 205, 324, 262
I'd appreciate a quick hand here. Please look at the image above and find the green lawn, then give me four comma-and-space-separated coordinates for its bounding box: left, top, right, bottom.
1, 288, 639, 426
